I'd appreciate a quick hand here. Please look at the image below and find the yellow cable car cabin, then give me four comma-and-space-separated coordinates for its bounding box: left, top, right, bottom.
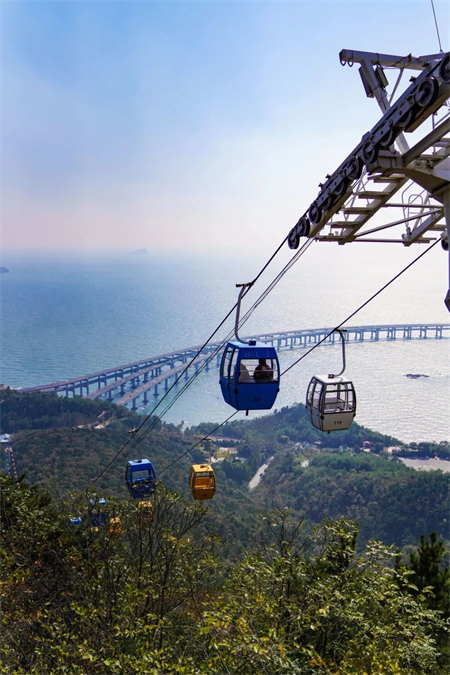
108, 517, 122, 539
137, 500, 154, 527
189, 464, 216, 500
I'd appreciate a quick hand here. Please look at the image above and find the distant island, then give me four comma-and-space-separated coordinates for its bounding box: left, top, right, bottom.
405, 373, 429, 379
132, 248, 148, 256
0, 267, 10, 274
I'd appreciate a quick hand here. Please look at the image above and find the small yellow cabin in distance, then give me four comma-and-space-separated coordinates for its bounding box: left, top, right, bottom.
189, 464, 216, 500
108, 517, 122, 539
137, 500, 154, 527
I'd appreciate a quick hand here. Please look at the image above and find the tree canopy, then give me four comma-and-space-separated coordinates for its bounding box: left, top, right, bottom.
1, 477, 448, 674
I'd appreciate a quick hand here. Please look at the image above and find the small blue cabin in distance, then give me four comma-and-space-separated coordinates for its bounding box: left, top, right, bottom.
89, 497, 108, 527
220, 340, 280, 412
125, 458, 157, 499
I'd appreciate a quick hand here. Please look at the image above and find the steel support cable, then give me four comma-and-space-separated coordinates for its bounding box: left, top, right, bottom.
132, 240, 314, 424
152, 239, 440, 481
158, 411, 239, 477
90, 306, 237, 486
102, 238, 315, 480
96, 316, 244, 483
389, 68, 404, 105
102, 236, 437, 484
118, 234, 287, 431
103, 329, 240, 480
430, 0, 443, 53
153, 237, 315, 422
120, 339, 238, 463
281, 239, 439, 377
102, 239, 316, 482
238, 238, 316, 322
91, 235, 288, 486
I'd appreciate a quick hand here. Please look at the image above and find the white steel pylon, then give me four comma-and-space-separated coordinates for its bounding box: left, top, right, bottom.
287, 50, 450, 310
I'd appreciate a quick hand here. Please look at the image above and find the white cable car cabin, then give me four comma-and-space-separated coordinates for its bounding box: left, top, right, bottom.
189, 464, 216, 500
306, 375, 356, 432
305, 329, 357, 433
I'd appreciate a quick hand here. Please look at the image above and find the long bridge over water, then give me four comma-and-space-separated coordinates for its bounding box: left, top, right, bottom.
21, 323, 450, 410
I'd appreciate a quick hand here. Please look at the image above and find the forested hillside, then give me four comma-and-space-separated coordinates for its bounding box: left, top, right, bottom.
1, 475, 449, 674
1, 389, 449, 672
1, 388, 449, 553
261, 451, 449, 548
0, 387, 133, 433
0, 389, 258, 562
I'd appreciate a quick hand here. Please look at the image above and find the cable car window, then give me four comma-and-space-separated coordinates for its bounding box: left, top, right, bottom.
221, 347, 235, 378
239, 358, 278, 383
323, 384, 341, 411
195, 471, 213, 477
312, 380, 322, 408
230, 349, 239, 379
339, 382, 355, 410
131, 469, 152, 481
306, 380, 315, 405
323, 383, 355, 412
346, 386, 355, 408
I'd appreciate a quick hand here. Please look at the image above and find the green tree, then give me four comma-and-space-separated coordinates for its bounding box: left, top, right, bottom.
188, 515, 446, 674
406, 532, 450, 615
0, 476, 216, 674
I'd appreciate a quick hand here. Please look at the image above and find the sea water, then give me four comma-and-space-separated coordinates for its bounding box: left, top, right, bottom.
1, 246, 449, 444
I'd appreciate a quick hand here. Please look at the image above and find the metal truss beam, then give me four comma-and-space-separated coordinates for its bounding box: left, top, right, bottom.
286, 50, 450, 309
339, 49, 445, 70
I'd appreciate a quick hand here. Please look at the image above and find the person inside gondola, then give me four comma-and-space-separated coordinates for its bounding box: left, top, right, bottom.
254, 358, 273, 382
239, 362, 252, 382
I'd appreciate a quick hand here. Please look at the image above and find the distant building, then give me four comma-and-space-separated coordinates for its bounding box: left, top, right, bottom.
0, 434, 11, 444
209, 435, 243, 445
386, 446, 403, 454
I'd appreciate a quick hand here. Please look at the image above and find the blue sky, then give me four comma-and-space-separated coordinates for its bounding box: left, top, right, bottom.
2, 0, 449, 253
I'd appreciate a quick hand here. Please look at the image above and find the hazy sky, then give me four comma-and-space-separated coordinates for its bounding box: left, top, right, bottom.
2, 0, 449, 254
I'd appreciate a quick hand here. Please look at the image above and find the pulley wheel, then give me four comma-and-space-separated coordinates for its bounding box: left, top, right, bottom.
320, 192, 332, 211
333, 176, 349, 197
414, 76, 439, 108
295, 216, 310, 238
439, 54, 450, 84
442, 235, 449, 252
396, 107, 415, 129
288, 227, 300, 249
345, 155, 363, 181
361, 138, 379, 165
379, 126, 396, 149
308, 201, 323, 225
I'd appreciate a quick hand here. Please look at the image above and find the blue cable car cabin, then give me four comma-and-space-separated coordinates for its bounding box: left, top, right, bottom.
89, 498, 108, 528
125, 458, 157, 499
220, 340, 280, 412
70, 517, 82, 526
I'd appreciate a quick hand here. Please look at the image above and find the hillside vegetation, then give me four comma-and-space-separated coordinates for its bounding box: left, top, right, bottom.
1, 476, 449, 674
1, 388, 449, 553
1, 389, 449, 672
